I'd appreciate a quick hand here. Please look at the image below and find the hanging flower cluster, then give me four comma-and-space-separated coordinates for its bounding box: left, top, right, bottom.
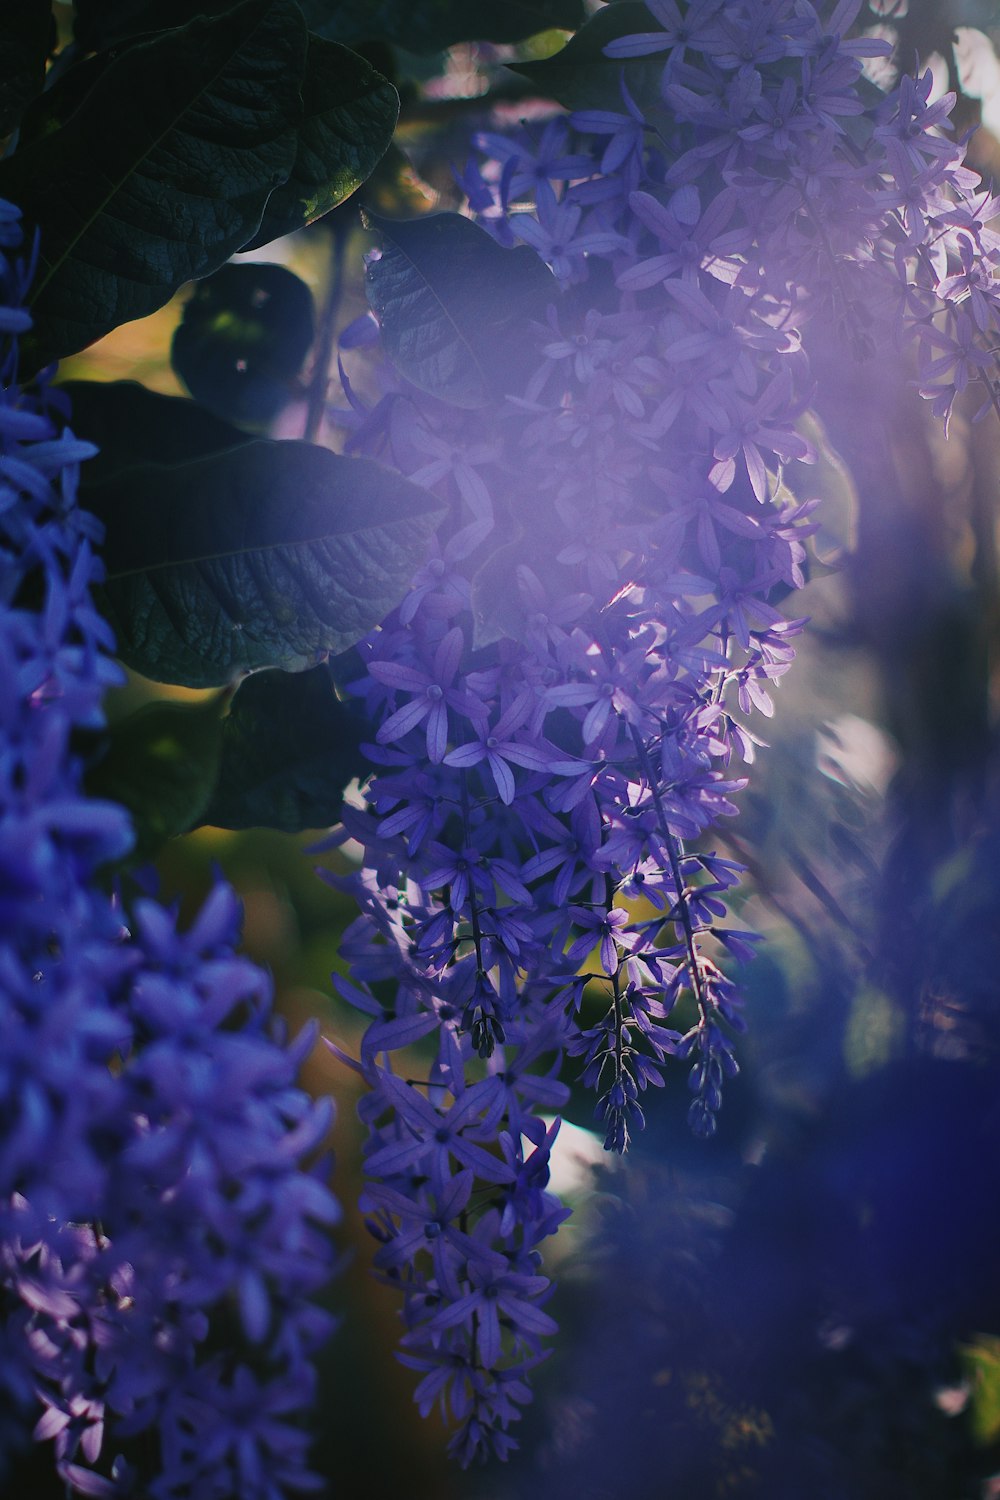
0, 199, 339, 1499
326, 0, 1000, 1465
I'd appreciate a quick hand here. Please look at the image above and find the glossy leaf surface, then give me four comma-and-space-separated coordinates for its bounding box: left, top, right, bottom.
89, 441, 444, 686
65, 380, 254, 484
243, 34, 398, 250
364, 211, 555, 408
0, 0, 307, 367
200, 664, 370, 831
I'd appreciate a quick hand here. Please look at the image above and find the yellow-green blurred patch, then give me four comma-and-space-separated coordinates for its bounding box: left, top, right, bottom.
844, 984, 904, 1077
960, 1334, 1000, 1445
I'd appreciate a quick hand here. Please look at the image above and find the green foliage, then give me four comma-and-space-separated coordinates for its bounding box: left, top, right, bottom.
364, 210, 556, 407
3, 0, 576, 849
84, 664, 370, 842
298, 0, 584, 50
242, 33, 399, 250
63, 381, 254, 480
68, 387, 444, 690
72, 0, 582, 55
0, 0, 51, 140
510, 2, 664, 111
84, 693, 227, 858
960, 1335, 1000, 1447
87, 440, 444, 686
0, 0, 396, 370
71, 0, 172, 52
1, 0, 305, 368
16, 52, 114, 148
200, 664, 370, 831
171, 264, 316, 426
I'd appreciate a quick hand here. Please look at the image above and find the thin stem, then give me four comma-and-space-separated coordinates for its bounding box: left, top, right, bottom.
712, 625, 731, 705
459, 774, 486, 979
303, 221, 348, 444
611, 959, 626, 1090
629, 722, 710, 1023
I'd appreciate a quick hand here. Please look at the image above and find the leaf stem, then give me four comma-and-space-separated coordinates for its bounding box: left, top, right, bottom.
303, 219, 348, 444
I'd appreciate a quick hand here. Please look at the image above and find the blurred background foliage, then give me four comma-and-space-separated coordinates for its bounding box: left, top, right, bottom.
47, 0, 1000, 1493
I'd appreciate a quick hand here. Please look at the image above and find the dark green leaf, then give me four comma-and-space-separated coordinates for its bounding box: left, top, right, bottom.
89, 441, 444, 687
71, 0, 310, 53
171, 264, 316, 426
64, 380, 253, 485
73, 0, 582, 56
243, 35, 398, 250
72, 0, 177, 52
509, 3, 663, 112
199, 664, 371, 831
299, 0, 583, 51
84, 693, 226, 858
364, 211, 556, 408
0, 0, 52, 140
0, 0, 308, 369
16, 51, 113, 148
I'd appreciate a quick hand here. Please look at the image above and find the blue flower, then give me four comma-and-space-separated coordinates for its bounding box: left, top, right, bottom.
369, 624, 484, 763
328, 0, 1000, 1456
0, 202, 340, 1499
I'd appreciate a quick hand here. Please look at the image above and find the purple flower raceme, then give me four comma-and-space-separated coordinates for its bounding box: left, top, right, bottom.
325, 0, 1000, 1464
0, 201, 339, 1499
324, 0, 1000, 1463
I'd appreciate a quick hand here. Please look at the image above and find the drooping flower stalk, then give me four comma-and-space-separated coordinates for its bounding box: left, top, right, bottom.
327, 0, 1000, 1463
0, 199, 340, 1500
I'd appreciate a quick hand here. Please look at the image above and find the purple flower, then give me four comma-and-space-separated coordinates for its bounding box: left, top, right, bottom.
510, 183, 630, 282
444, 690, 586, 805
474, 119, 593, 203
570, 78, 648, 179
603, 0, 726, 65
324, 1, 1000, 1459
427, 1245, 557, 1372
366, 1071, 514, 1194
619, 184, 749, 288
565, 905, 632, 975
0, 205, 340, 1499
369, 625, 485, 763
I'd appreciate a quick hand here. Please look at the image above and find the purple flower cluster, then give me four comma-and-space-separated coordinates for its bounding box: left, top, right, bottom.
326, 0, 998, 1462
0, 199, 339, 1498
